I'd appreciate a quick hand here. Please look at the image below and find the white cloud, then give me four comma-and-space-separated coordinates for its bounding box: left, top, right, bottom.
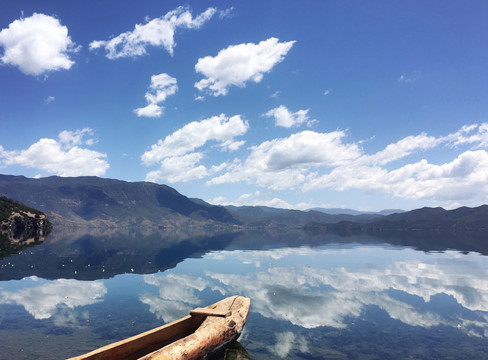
209, 130, 361, 190
0, 128, 109, 177
58, 128, 95, 147
145, 152, 209, 183
263, 105, 316, 128
306, 149, 488, 201
362, 133, 440, 166
218, 7, 235, 19
90, 6, 217, 58
142, 114, 248, 165
209, 123, 488, 205
134, 103, 163, 118
194, 37, 295, 96
444, 123, 488, 148
399, 73, 416, 83
134, 73, 178, 118
45, 96, 55, 104
142, 114, 248, 183
0, 13, 78, 76
0, 277, 106, 320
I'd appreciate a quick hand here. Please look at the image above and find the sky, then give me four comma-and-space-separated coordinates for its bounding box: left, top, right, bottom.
1, 0, 487, 212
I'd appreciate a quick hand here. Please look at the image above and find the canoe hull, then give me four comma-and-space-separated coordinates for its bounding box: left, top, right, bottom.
67, 296, 250, 360
140, 296, 250, 360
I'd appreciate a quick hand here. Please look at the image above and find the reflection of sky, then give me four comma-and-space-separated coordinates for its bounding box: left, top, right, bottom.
2, 244, 488, 350
0, 276, 106, 320
140, 273, 224, 323
199, 246, 488, 337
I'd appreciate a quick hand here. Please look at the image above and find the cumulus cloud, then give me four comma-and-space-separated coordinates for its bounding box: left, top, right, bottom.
208, 123, 488, 204
142, 114, 248, 183
134, 73, 178, 118
90, 6, 217, 58
0, 13, 79, 75
0, 277, 106, 320
194, 37, 295, 96
0, 128, 109, 177
145, 152, 209, 183
263, 105, 315, 128
209, 130, 361, 190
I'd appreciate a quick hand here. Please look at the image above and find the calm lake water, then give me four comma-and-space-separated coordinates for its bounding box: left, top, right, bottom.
1, 229, 488, 359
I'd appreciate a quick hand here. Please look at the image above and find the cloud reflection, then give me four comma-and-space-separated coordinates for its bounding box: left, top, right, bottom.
140, 273, 215, 322
0, 276, 106, 320
205, 247, 488, 337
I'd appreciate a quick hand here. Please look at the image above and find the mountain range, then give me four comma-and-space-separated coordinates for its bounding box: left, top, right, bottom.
0, 175, 237, 229
0, 174, 487, 233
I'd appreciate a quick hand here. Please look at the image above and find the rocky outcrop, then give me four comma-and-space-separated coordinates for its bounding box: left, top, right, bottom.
0, 196, 52, 256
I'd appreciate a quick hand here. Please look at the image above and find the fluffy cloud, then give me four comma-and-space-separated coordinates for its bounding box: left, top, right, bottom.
209, 130, 361, 190
0, 13, 78, 75
0, 128, 109, 177
0, 277, 106, 320
209, 123, 488, 204
90, 6, 216, 58
194, 37, 295, 96
134, 73, 178, 118
142, 114, 248, 183
306, 150, 488, 201
263, 105, 315, 128
145, 153, 208, 183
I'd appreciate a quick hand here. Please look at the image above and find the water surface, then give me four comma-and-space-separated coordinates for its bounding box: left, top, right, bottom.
1, 229, 487, 359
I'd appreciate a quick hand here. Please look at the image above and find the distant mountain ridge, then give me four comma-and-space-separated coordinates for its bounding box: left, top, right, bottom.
0, 175, 239, 228
308, 207, 404, 216
304, 205, 488, 233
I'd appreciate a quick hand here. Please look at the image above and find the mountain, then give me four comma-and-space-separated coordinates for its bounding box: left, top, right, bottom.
309, 207, 404, 216
225, 206, 382, 227
362, 205, 488, 231
304, 205, 488, 233
0, 175, 239, 229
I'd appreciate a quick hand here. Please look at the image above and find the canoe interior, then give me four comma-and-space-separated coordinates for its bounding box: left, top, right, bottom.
68, 314, 205, 360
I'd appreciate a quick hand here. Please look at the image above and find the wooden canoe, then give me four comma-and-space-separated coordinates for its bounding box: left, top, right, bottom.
67, 295, 251, 360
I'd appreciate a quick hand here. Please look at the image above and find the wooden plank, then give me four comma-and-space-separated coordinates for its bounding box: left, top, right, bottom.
67, 315, 199, 360
190, 307, 231, 317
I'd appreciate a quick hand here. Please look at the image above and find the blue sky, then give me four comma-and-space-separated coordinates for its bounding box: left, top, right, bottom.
1, 1, 487, 211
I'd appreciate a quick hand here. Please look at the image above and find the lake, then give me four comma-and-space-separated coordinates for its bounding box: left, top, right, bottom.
1, 228, 488, 359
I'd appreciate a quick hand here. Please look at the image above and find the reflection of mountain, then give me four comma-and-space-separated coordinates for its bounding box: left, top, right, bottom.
4, 227, 488, 282
0, 174, 239, 229
0, 229, 242, 281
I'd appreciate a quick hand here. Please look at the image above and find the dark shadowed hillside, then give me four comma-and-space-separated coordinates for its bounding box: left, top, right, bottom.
0, 175, 239, 228
304, 205, 488, 233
